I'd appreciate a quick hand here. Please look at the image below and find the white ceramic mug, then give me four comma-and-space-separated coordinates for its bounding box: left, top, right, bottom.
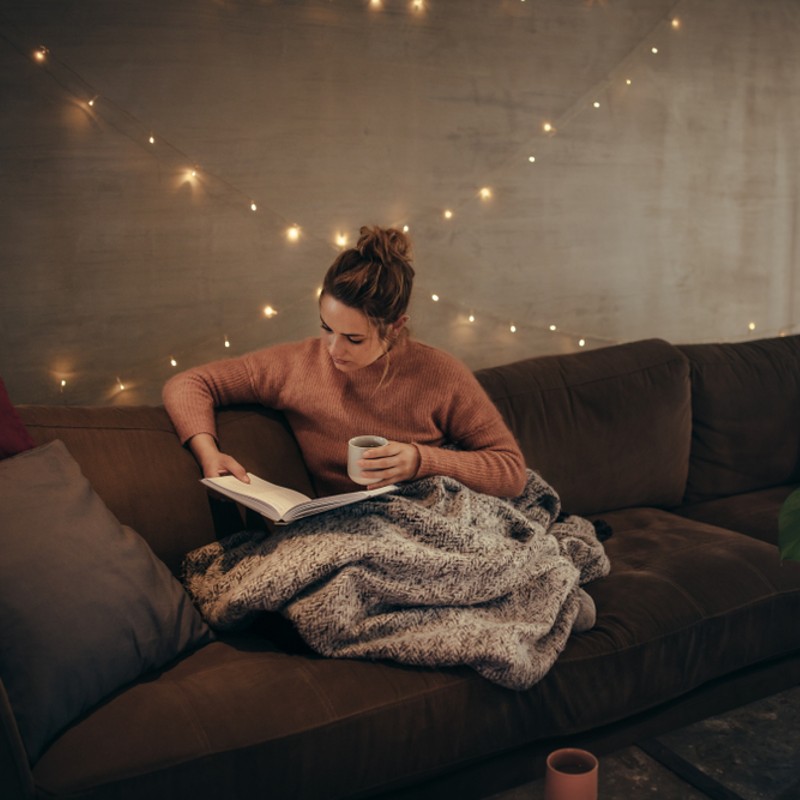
347, 435, 388, 486
544, 748, 598, 800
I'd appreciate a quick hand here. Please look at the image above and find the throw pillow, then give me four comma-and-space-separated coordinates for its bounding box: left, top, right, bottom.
0, 378, 35, 459
0, 440, 213, 763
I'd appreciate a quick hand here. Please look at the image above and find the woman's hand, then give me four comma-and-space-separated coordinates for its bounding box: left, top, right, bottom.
360, 441, 421, 489
188, 433, 250, 483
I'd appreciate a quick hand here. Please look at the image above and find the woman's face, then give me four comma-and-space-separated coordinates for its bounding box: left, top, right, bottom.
319, 295, 389, 373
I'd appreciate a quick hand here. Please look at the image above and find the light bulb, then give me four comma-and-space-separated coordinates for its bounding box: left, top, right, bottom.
528, 155, 536, 163
671, 18, 680, 29
549, 324, 557, 331
626, 78, 632, 85
250, 202, 258, 212
651, 46, 658, 54
335, 232, 348, 247
34, 47, 47, 62
479, 187, 492, 200
224, 337, 231, 348
443, 209, 453, 220
748, 321, 756, 331
287, 225, 300, 241
510, 324, 517, 333
578, 339, 586, 348
402, 225, 410, 233
431, 294, 440, 302
263, 305, 278, 318
468, 314, 475, 323
593, 101, 600, 108
149, 135, 155, 144
543, 122, 553, 133
60, 379, 67, 388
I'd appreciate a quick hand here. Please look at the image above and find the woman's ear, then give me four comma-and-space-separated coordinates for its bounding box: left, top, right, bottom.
392, 314, 410, 334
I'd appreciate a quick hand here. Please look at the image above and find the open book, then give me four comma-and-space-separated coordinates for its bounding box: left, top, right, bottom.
201, 473, 397, 524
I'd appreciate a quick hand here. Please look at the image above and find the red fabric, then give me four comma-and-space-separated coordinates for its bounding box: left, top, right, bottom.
0, 378, 35, 459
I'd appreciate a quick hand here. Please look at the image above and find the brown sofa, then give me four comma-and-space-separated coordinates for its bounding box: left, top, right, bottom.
2, 335, 800, 799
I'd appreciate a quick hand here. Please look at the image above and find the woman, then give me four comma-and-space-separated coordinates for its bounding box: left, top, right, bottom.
163, 226, 527, 498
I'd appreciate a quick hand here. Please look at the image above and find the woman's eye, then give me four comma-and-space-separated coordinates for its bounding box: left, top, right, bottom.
320, 324, 332, 333
347, 337, 364, 345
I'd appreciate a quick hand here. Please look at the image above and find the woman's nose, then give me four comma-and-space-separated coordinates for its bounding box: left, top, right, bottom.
329, 335, 346, 356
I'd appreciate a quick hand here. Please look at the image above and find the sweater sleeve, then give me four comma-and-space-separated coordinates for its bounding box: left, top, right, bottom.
412, 357, 527, 498
162, 354, 263, 445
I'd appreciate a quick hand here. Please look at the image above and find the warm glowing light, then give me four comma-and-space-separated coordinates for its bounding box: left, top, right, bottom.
250, 202, 258, 212
543, 122, 553, 133
263, 305, 278, 318
170, 358, 178, 367
316, 286, 323, 298
149, 135, 155, 144
549, 324, 557, 331
370, 0, 382, 7
411, 0, 424, 10
748, 321, 756, 331
443, 209, 453, 219
468, 314, 475, 323
60, 379, 67, 388
671, 18, 681, 29
34, 47, 47, 62
224, 337, 231, 348
88, 97, 96, 107
593, 101, 600, 108
651, 46, 658, 54
287, 225, 301, 241
335, 232, 348, 247
578, 339, 586, 348
402, 225, 410, 233
117, 377, 126, 391
528, 155, 536, 163
510, 324, 517, 333
479, 187, 492, 200
431, 294, 440, 302
626, 78, 632, 85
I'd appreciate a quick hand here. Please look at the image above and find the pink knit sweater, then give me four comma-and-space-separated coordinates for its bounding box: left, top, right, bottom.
162, 336, 527, 498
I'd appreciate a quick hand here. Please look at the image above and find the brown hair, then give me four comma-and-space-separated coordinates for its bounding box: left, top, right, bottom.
321, 226, 415, 340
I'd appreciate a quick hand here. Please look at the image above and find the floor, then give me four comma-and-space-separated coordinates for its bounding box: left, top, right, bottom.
486, 686, 800, 800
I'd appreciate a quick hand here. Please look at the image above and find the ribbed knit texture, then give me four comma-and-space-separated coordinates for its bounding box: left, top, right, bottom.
163, 337, 526, 497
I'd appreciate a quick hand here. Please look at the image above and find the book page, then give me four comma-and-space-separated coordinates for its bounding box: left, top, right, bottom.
203, 474, 312, 519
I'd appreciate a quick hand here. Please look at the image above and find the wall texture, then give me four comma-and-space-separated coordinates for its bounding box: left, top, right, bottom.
1, 0, 798, 405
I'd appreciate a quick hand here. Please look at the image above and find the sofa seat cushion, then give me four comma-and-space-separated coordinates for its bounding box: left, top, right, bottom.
539, 507, 800, 734
29, 511, 800, 800
672, 484, 798, 546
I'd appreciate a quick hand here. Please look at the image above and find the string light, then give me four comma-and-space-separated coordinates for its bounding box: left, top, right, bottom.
20, 9, 800, 402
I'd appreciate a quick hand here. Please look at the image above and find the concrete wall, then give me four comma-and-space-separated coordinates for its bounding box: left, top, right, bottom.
1, 0, 798, 405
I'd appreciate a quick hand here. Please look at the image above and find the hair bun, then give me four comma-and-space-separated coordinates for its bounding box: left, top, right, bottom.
356, 225, 412, 265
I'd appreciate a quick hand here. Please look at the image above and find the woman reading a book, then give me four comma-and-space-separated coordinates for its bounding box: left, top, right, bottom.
163, 225, 527, 499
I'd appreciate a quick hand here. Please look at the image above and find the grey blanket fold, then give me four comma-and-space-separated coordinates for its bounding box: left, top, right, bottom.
181, 470, 610, 690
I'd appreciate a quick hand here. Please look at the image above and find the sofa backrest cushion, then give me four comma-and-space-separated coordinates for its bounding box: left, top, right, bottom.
17, 404, 314, 574
475, 339, 691, 515
679, 335, 800, 503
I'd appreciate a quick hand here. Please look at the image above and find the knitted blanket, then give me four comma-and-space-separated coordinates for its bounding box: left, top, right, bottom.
181, 470, 610, 690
